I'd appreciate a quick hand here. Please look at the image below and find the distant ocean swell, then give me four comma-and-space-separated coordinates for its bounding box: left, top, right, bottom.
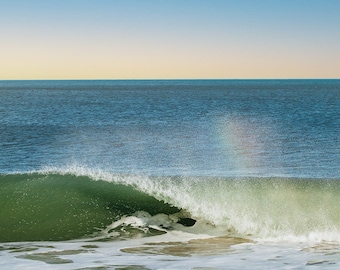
2, 167, 340, 243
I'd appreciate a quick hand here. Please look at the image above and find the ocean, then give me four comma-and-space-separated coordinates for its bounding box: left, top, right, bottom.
0, 79, 339, 269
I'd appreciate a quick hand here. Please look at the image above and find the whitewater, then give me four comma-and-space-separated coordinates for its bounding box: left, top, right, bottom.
0, 80, 339, 269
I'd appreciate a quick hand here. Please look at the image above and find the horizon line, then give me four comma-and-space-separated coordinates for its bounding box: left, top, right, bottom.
1, 78, 339, 81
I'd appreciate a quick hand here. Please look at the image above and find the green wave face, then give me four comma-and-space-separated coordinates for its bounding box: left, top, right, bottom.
2, 171, 340, 243
0, 173, 179, 242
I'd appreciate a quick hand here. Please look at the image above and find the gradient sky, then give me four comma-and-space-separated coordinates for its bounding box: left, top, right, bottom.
1, 0, 339, 79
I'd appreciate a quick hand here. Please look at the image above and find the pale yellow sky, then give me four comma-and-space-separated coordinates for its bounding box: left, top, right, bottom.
1, 0, 339, 79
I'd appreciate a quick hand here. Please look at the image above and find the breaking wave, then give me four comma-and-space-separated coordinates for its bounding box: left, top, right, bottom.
2, 166, 340, 243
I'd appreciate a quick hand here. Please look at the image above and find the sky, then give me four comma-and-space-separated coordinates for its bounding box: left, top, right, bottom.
0, 0, 339, 80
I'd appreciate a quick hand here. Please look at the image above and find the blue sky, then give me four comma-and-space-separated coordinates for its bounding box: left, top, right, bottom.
1, 0, 339, 79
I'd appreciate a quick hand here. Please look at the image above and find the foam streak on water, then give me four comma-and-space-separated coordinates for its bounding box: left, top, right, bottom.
2, 238, 340, 269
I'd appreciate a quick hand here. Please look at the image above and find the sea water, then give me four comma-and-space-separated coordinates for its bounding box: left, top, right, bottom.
0, 80, 339, 269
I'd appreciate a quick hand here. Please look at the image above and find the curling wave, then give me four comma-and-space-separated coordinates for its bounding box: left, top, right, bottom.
2, 167, 340, 243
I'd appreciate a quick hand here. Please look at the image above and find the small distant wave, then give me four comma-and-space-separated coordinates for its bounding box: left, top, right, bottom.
2, 166, 340, 243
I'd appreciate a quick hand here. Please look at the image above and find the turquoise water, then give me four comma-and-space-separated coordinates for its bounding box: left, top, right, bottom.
1, 80, 340, 268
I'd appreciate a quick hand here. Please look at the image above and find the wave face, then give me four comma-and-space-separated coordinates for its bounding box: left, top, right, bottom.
2, 169, 340, 243
0, 172, 179, 242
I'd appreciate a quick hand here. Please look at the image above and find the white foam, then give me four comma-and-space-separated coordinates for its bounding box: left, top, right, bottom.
88, 210, 226, 243
2, 237, 340, 270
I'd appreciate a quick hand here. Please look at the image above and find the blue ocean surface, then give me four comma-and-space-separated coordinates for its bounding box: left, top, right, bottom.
1, 80, 339, 177
0, 80, 340, 269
